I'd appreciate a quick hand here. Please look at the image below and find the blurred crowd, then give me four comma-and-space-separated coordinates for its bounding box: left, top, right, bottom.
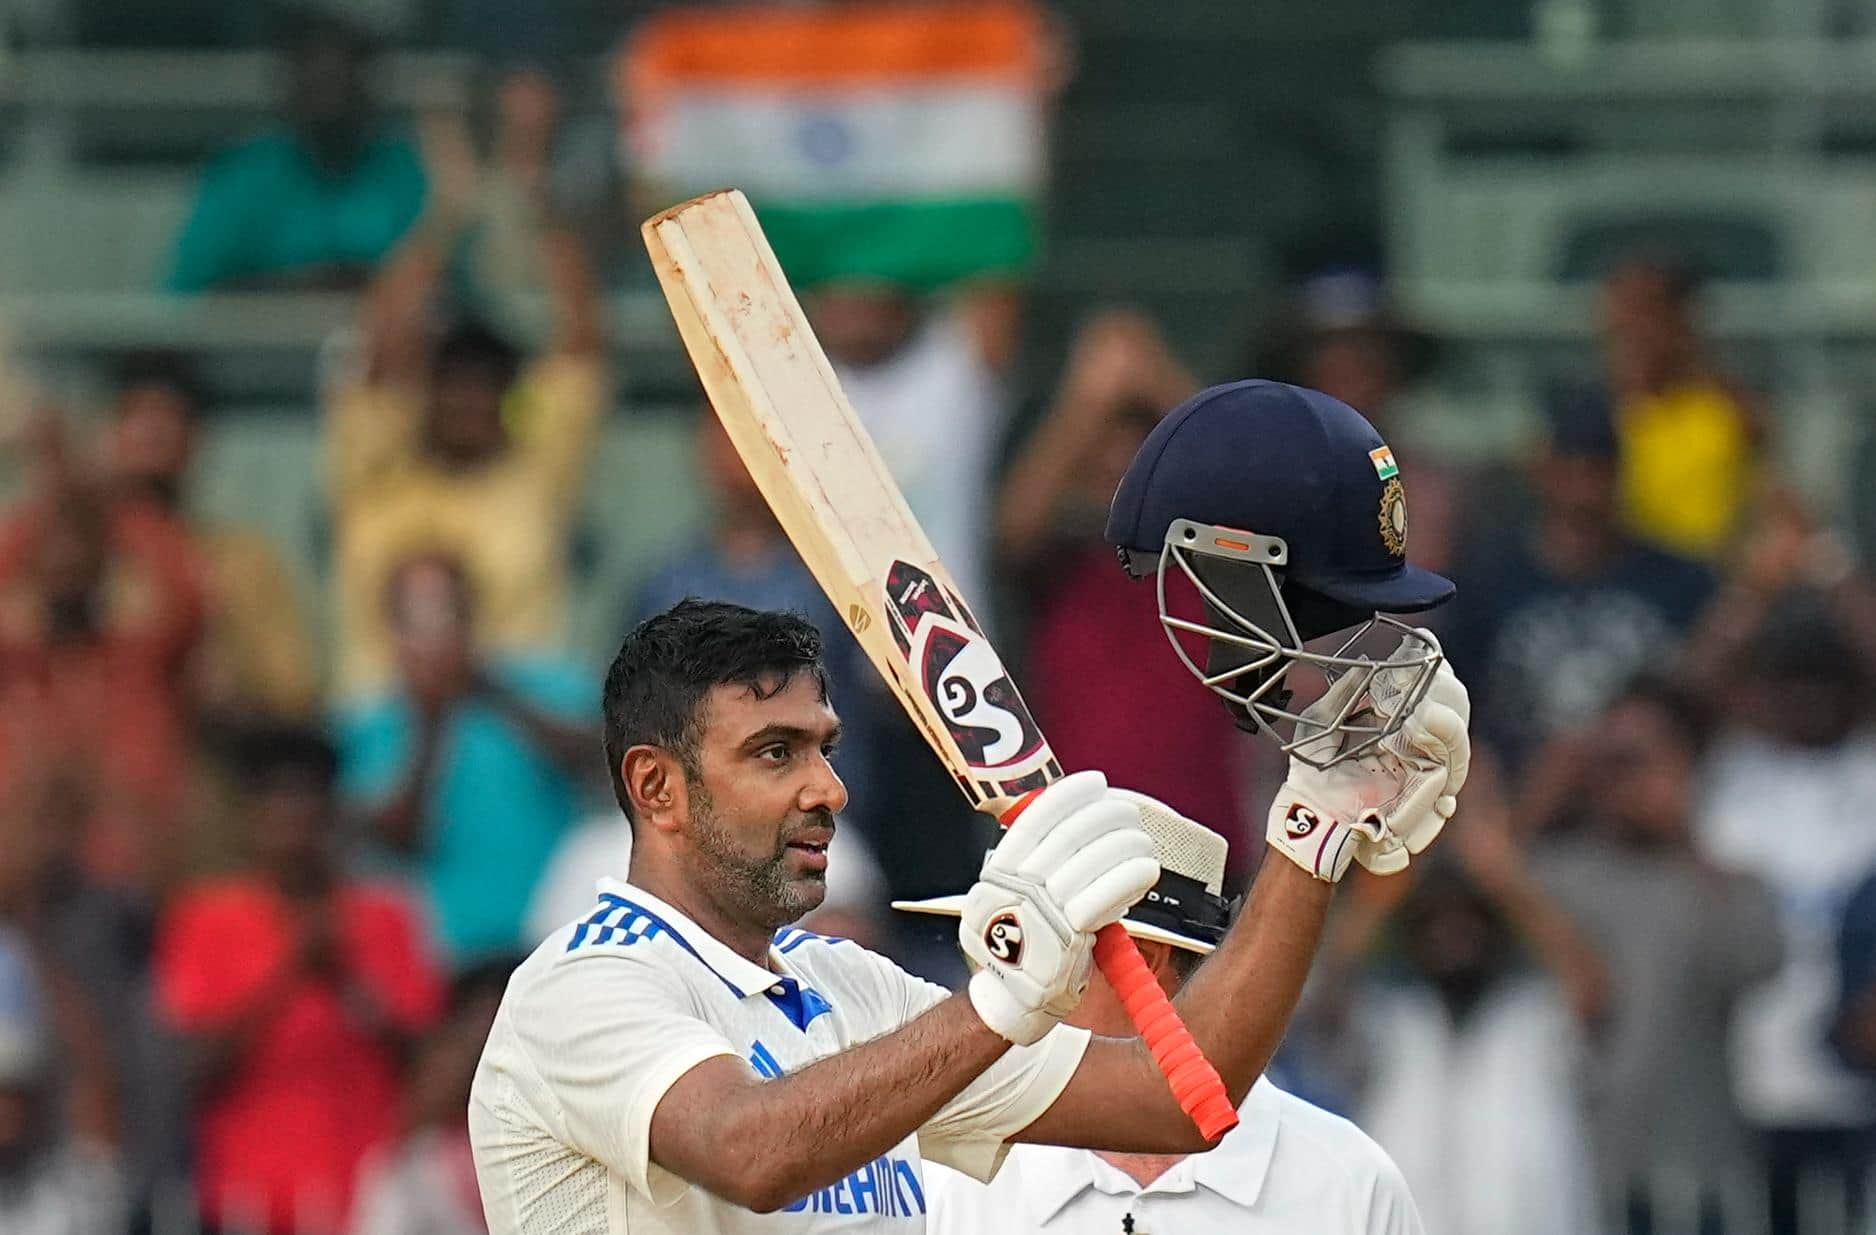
0, 6, 1872, 1235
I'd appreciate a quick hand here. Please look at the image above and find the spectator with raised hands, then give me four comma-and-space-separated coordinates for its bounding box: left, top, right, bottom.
327, 93, 606, 697
995, 311, 1255, 866
103, 350, 321, 727
1444, 389, 1713, 785
0, 409, 205, 897
165, 10, 428, 294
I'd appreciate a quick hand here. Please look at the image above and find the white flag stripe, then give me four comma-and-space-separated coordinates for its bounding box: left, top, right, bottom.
642, 84, 1044, 201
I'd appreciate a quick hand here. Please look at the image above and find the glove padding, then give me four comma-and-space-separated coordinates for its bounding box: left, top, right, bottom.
1354, 650, 1470, 874
961, 770, 1160, 1044
1266, 636, 1471, 882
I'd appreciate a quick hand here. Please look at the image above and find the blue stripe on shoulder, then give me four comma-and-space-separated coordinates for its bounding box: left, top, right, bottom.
567, 894, 742, 997
774, 927, 851, 955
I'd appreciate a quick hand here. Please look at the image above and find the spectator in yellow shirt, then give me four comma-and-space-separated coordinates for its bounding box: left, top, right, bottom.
1600, 254, 1766, 561
327, 106, 607, 697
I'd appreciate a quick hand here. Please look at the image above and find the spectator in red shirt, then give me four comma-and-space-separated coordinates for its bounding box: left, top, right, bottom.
156, 726, 443, 1235
995, 311, 1254, 867
0, 414, 205, 895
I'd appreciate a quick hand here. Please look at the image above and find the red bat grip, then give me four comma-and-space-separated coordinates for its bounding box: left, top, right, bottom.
999, 792, 1239, 1142
1092, 922, 1238, 1141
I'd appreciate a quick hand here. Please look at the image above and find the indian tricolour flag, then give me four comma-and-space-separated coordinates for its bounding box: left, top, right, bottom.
622, 2, 1050, 290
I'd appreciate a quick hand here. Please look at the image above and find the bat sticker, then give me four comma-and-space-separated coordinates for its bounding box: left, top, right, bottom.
883, 561, 1055, 791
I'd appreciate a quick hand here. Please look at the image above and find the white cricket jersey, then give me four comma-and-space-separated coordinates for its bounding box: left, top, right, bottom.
922, 1078, 1424, 1235
470, 879, 1091, 1234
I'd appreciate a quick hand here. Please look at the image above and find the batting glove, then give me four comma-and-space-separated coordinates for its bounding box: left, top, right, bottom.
1353, 649, 1471, 875
961, 770, 1160, 1044
1266, 636, 1471, 882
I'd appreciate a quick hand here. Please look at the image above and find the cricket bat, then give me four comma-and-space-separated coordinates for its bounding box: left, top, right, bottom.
643, 189, 1237, 1141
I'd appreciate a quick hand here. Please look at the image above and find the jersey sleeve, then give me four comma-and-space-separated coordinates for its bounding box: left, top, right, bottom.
873, 952, 1093, 1183
1364, 1147, 1427, 1235
506, 950, 741, 1205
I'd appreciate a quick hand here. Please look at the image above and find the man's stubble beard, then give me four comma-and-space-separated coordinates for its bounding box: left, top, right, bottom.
686, 778, 828, 931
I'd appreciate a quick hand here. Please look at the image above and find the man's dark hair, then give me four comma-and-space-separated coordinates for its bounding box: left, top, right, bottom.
113, 350, 208, 418
226, 723, 341, 792
1609, 672, 1713, 757
279, 7, 373, 66
433, 316, 524, 390
1609, 249, 1704, 308
602, 600, 828, 822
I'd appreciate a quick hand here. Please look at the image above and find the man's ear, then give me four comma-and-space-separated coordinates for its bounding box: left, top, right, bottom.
622, 745, 689, 834
1135, 939, 1176, 976
1134, 939, 1188, 998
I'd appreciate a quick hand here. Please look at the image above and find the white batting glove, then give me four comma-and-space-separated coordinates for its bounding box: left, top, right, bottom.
1354, 650, 1471, 875
961, 771, 1160, 1044
1266, 636, 1471, 882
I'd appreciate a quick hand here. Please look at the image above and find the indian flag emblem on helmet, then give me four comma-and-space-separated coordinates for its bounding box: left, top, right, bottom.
1369, 445, 1399, 481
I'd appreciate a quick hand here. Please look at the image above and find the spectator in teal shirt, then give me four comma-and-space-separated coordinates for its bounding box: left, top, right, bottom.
165, 11, 426, 293
338, 553, 595, 965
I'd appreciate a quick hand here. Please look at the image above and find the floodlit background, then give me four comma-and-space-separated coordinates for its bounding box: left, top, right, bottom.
0, 1, 1872, 1232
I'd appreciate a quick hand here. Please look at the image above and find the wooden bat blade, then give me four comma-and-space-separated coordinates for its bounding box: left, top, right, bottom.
642, 189, 1059, 812
644, 189, 1238, 1142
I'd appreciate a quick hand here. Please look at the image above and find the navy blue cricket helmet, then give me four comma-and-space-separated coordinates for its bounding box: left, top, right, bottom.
1106, 380, 1455, 766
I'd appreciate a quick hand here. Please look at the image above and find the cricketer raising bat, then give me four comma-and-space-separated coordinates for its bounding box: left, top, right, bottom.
643, 189, 1238, 1141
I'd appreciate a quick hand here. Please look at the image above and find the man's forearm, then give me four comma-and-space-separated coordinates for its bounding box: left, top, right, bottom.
651, 992, 1008, 1212
1139, 858, 1331, 1118
1017, 855, 1333, 1153
482, 682, 592, 774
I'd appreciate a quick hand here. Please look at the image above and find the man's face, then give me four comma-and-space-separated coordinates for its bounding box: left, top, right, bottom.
682, 674, 848, 931
287, 37, 369, 154
251, 773, 333, 893
1601, 264, 1693, 387
387, 559, 474, 684
1536, 452, 1617, 527
1593, 698, 1695, 843
802, 286, 919, 369
1302, 330, 1400, 420
111, 382, 197, 494
426, 364, 510, 465
1405, 882, 1504, 995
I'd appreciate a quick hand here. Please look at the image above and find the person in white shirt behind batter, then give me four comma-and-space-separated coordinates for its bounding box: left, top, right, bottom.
901, 796, 1423, 1235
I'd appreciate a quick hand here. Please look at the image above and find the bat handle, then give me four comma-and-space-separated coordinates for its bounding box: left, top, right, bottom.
999, 792, 1239, 1142
1092, 922, 1239, 1141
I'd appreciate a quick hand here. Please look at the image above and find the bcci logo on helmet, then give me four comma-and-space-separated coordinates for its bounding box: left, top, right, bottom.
1378, 477, 1407, 558
1284, 803, 1321, 839
984, 912, 1024, 965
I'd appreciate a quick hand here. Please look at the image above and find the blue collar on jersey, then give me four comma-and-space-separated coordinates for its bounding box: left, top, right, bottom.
575, 883, 834, 1033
